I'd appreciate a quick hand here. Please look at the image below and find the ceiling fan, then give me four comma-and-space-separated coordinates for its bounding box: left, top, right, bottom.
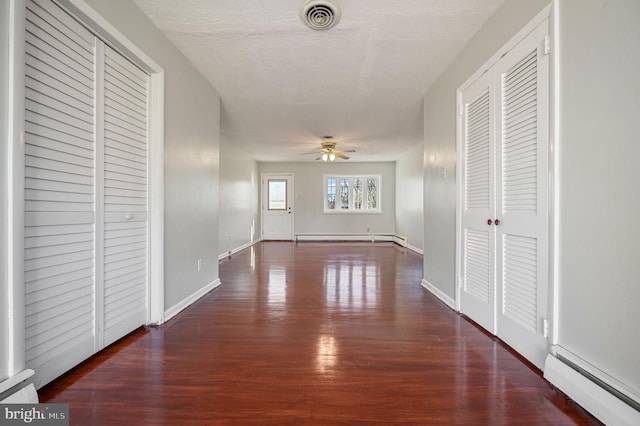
301, 136, 355, 161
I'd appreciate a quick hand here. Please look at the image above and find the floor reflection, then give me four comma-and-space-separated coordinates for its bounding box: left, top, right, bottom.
324, 262, 379, 309
266, 265, 287, 319
315, 334, 338, 376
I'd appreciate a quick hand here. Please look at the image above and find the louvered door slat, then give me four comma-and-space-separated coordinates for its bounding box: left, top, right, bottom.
502, 49, 538, 214
105, 85, 147, 117
25, 90, 93, 127
104, 147, 146, 170
464, 230, 491, 302
502, 235, 537, 332
105, 67, 147, 101
465, 90, 491, 211
25, 0, 96, 387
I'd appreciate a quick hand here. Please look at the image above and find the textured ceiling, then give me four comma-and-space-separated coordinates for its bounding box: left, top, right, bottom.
132, 0, 505, 162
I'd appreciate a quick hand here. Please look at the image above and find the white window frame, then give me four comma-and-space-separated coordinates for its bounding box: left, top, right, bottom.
323, 174, 382, 214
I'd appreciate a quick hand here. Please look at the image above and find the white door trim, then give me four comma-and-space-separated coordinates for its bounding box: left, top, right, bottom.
7, 0, 27, 377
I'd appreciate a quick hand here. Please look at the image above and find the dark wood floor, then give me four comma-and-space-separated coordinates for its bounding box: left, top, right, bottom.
40, 242, 600, 425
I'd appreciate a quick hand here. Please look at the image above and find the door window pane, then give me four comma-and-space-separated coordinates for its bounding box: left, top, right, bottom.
268, 180, 287, 210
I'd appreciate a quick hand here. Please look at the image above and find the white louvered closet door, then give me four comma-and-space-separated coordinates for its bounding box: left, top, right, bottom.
458, 18, 549, 369
101, 46, 149, 347
494, 20, 549, 368
24, 0, 97, 388
459, 71, 496, 334
24, 0, 149, 387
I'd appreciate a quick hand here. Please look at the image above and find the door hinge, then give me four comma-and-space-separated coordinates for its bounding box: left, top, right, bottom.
544, 36, 550, 55
542, 318, 549, 338
456, 275, 462, 288
458, 105, 463, 117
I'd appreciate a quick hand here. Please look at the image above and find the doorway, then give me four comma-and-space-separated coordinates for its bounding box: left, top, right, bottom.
261, 173, 294, 240
456, 14, 551, 368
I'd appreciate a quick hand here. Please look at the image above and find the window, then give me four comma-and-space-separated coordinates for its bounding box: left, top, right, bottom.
323, 175, 381, 213
268, 179, 287, 210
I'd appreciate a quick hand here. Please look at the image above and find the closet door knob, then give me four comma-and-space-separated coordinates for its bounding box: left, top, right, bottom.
494, 219, 501, 226
487, 219, 493, 225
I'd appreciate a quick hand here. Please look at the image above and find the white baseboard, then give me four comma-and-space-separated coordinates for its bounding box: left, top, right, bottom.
296, 233, 390, 242
421, 279, 456, 310
544, 349, 640, 425
392, 235, 407, 246
408, 244, 423, 255
391, 235, 423, 255
218, 239, 262, 261
295, 233, 402, 243
164, 278, 221, 323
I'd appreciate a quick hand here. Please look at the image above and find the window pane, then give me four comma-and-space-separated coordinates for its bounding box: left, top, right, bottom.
367, 178, 377, 209
327, 178, 336, 210
340, 178, 349, 209
268, 180, 287, 210
353, 179, 363, 210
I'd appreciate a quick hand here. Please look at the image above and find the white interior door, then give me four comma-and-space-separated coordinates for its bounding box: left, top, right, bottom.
24, 0, 98, 388
24, 0, 149, 387
100, 45, 149, 348
262, 174, 293, 240
494, 20, 549, 368
457, 17, 550, 369
459, 71, 496, 333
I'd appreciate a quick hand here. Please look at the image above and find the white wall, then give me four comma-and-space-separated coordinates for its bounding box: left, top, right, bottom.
218, 134, 259, 257
422, 0, 549, 299
556, 0, 640, 397
0, 0, 10, 382
395, 144, 424, 252
84, 0, 221, 311
258, 162, 395, 236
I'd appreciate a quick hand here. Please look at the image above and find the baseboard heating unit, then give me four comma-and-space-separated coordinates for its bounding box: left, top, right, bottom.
544, 347, 640, 425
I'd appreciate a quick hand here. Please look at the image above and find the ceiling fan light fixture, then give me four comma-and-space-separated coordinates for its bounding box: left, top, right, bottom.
322, 152, 329, 161
329, 152, 336, 161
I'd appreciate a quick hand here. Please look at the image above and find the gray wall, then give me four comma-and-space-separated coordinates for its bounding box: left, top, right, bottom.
218, 135, 259, 257
258, 162, 396, 236
557, 0, 640, 395
395, 144, 424, 252
0, 0, 9, 382
422, 0, 549, 297
84, 0, 221, 310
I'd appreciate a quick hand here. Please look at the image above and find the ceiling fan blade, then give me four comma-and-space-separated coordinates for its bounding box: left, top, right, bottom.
300, 150, 321, 155
335, 152, 350, 160
315, 155, 323, 160
341, 149, 356, 153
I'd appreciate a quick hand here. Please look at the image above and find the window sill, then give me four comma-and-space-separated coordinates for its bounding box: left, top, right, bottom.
323, 210, 382, 215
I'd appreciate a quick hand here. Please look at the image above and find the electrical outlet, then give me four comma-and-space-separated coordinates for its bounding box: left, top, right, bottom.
197, 259, 203, 272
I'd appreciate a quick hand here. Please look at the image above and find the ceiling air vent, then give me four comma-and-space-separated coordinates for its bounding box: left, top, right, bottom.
300, 0, 341, 31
